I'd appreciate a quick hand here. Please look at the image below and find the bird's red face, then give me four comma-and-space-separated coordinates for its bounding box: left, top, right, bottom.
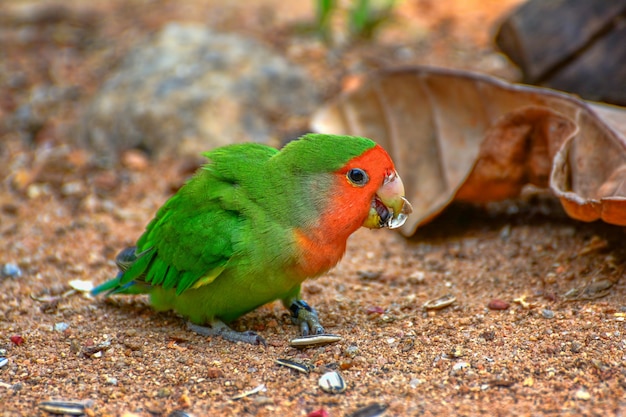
332, 144, 412, 232
290, 141, 412, 279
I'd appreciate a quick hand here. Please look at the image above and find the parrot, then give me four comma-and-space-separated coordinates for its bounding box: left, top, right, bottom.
92, 133, 412, 345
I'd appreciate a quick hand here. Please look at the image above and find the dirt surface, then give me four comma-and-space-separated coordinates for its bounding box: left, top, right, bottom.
3, 1, 626, 416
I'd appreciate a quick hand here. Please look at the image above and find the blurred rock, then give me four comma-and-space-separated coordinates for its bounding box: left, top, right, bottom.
80, 23, 320, 166
495, 0, 626, 105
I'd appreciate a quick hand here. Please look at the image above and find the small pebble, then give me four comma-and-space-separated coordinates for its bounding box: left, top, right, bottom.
487, 299, 510, 310
318, 371, 346, 394
346, 403, 388, 417
366, 306, 385, 314
452, 361, 471, 371
344, 345, 359, 357
157, 387, 172, 398
121, 149, 149, 171
408, 270, 426, 284
409, 378, 424, 388
168, 411, 194, 417
575, 388, 591, 401
105, 376, 118, 385
450, 346, 464, 358
10, 335, 24, 346
542, 309, 555, 319
1, 263, 22, 278
0, 357, 8, 368
357, 270, 382, 280
54, 322, 70, 332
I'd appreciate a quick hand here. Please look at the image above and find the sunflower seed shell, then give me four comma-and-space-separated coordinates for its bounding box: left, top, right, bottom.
318, 371, 346, 394
289, 334, 342, 348
275, 358, 312, 374
38, 400, 86, 415
423, 294, 456, 310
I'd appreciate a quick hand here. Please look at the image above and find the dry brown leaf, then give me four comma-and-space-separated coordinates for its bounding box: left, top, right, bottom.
311, 67, 626, 236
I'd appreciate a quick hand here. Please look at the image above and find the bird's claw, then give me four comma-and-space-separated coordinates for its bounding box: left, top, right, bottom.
290, 300, 324, 336
187, 321, 266, 346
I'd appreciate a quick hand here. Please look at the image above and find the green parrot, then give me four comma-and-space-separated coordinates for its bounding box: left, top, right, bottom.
92, 133, 412, 344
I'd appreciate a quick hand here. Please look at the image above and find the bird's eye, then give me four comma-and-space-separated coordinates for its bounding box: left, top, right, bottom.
347, 168, 369, 186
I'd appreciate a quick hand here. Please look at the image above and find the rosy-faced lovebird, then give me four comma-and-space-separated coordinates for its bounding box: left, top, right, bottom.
92, 133, 412, 345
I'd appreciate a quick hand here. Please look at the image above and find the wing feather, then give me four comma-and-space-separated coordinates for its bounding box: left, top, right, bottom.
117, 143, 277, 296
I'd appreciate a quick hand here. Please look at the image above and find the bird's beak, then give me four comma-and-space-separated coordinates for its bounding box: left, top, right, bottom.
363, 171, 413, 229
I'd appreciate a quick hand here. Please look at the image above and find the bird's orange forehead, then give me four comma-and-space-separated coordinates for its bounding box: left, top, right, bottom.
336, 144, 395, 183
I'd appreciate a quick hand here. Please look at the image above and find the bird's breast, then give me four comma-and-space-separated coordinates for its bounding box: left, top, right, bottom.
290, 229, 348, 279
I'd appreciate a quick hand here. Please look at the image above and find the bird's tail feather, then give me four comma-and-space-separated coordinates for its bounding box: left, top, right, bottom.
91, 273, 147, 296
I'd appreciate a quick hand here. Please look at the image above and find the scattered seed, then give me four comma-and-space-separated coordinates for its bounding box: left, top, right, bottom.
0, 357, 8, 368
68, 279, 94, 293
289, 334, 342, 348
231, 383, 266, 400
423, 294, 456, 310
487, 299, 510, 310
347, 403, 388, 417
38, 400, 86, 415
318, 371, 346, 394
1, 263, 22, 278
275, 358, 312, 374
513, 295, 531, 309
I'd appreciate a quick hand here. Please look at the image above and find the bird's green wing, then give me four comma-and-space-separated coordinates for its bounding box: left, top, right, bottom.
119, 143, 278, 295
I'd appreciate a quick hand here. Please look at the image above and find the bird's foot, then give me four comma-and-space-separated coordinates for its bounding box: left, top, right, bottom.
187, 320, 266, 346
290, 300, 324, 336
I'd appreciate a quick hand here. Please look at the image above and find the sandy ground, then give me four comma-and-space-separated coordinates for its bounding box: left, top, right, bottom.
3, 1, 626, 416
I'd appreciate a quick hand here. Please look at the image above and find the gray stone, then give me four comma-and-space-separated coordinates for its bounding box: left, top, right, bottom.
80, 23, 320, 165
